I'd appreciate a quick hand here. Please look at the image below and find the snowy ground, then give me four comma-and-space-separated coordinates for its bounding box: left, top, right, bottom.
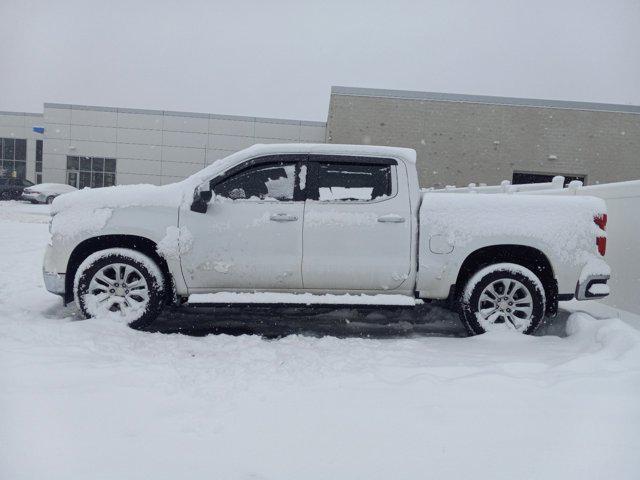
1, 200, 639, 480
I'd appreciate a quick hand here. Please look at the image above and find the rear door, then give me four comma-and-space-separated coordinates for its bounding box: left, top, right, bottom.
302, 155, 412, 291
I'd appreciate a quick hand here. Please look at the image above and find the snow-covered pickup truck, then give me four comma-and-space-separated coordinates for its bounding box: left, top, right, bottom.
43, 144, 611, 335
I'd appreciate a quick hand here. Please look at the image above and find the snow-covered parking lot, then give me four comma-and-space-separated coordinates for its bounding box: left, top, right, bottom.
1, 200, 639, 479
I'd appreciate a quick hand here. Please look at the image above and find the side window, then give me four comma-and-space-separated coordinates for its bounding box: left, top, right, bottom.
213, 162, 298, 201
317, 162, 392, 201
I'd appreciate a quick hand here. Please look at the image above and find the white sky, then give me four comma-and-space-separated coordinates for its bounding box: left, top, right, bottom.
1, 0, 638, 121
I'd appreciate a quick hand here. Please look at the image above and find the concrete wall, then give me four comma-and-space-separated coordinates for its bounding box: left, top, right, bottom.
42, 104, 326, 186
0, 111, 44, 182
327, 87, 640, 188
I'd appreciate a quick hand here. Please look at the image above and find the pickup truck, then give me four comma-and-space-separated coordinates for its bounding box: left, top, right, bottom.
43, 143, 611, 335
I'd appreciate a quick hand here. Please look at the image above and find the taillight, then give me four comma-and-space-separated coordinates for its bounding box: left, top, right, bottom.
594, 214, 607, 256
594, 213, 607, 231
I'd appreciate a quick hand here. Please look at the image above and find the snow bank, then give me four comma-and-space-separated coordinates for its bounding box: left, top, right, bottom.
421, 192, 606, 265
564, 312, 640, 363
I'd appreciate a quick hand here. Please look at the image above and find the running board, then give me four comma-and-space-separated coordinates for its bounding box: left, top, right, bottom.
187, 292, 420, 307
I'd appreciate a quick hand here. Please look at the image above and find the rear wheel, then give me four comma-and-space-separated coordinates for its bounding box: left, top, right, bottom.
458, 263, 546, 335
45, 196, 55, 204
74, 248, 165, 328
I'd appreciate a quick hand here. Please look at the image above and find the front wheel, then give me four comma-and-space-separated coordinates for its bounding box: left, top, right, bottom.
458, 263, 546, 335
74, 248, 165, 328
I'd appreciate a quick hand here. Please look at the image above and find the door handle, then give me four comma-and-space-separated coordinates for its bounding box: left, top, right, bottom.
270, 213, 298, 222
377, 214, 405, 223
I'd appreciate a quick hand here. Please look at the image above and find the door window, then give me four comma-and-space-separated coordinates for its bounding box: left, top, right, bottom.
213, 162, 298, 201
316, 161, 393, 201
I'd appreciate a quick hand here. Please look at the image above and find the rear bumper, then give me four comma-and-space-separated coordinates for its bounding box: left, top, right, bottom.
575, 274, 610, 300
43, 270, 66, 296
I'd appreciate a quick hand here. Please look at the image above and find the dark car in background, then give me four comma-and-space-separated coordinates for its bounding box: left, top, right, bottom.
0, 178, 34, 200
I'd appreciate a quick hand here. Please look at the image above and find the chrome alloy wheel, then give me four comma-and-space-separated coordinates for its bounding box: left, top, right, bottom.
87, 263, 150, 316
476, 278, 534, 331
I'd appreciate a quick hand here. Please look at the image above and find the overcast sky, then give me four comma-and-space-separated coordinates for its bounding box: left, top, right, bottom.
1, 0, 638, 121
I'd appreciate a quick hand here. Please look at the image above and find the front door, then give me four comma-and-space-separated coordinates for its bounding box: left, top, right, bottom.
180, 155, 306, 292
302, 155, 412, 291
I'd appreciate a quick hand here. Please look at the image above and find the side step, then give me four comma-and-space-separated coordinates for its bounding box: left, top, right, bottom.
187, 292, 420, 308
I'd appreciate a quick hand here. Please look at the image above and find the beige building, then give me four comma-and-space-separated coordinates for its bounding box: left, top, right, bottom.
1, 86, 638, 188
327, 86, 640, 187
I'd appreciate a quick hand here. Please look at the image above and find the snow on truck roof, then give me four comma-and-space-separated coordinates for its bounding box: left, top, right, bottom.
206, 143, 417, 170
245, 143, 417, 162
184, 143, 416, 192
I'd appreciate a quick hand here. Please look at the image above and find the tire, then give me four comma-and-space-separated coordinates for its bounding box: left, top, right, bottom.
74, 248, 165, 328
45, 196, 55, 204
458, 262, 546, 335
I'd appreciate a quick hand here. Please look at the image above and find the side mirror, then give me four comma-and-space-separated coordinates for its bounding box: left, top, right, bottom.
191, 185, 213, 213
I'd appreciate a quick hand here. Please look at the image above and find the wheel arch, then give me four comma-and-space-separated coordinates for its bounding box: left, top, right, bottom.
453, 244, 558, 315
65, 234, 175, 305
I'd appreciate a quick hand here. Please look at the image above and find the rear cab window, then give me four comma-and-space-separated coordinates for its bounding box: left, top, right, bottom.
307, 155, 396, 202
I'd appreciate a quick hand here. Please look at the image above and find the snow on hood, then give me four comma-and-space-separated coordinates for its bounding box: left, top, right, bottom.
421, 192, 607, 264
49, 183, 191, 241
50, 183, 189, 215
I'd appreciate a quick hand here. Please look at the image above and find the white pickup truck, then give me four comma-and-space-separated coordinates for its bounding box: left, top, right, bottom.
43, 144, 611, 335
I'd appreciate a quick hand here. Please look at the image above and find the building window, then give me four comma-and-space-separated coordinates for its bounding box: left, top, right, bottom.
66, 156, 116, 189
35, 140, 43, 184
0, 137, 27, 179
512, 171, 586, 187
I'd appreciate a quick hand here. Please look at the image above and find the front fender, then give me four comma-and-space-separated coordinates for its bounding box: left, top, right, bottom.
48, 206, 184, 294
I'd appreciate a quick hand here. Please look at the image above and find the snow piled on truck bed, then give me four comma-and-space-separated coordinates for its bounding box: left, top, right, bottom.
1, 201, 639, 480
421, 192, 606, 264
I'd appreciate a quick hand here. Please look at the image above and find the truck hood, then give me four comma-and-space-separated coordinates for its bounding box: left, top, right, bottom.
50, 182, 192, 215
49, 183, 192, 242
